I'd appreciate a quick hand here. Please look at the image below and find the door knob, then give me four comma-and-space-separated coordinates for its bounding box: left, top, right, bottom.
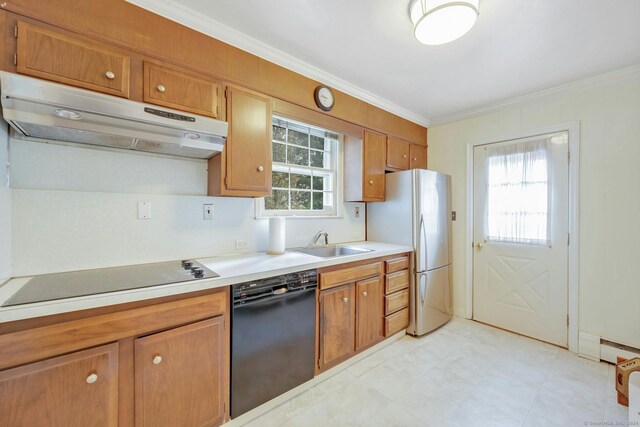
153, 355, 162, 365
257, 165, 264, 172
475, 242, 484, 249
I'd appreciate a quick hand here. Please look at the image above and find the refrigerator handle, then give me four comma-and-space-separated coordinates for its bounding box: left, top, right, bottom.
419, 272, 427, 305
417, 214, 427, 273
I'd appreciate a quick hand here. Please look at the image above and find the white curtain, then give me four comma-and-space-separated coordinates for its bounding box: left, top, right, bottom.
485, 138, 550, 245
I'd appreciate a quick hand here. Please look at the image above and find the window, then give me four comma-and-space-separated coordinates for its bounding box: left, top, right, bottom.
485, 138, 550, 245
258, 116, 339, 217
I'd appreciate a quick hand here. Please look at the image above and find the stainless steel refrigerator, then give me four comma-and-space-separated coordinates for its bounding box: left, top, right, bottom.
367, 169, 452, 335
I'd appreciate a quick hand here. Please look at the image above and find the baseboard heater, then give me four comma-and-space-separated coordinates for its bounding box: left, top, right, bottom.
600, 339, 640, 364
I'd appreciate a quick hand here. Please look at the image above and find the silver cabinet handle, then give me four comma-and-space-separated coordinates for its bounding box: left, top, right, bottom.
342, 297, 348, 303
105, 71, 115, 79
157, 84, 166, 93
257, 165, 264, 172
86, 373, 98, 384
153, 355, 162, 365
362, 291, 368, 297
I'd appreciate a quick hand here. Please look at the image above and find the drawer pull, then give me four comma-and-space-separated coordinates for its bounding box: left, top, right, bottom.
157, 84, 166, 93
105, 71, 115, 80
86, 373, 98, 384
153, 355, 162, 365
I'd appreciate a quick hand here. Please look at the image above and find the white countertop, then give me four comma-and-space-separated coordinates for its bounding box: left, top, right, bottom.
0, 241, 412, 323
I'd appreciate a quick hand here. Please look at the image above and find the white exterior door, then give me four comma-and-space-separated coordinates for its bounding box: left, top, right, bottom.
473, 132, 569, 347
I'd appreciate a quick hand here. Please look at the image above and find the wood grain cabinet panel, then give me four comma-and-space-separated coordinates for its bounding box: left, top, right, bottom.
16, 21, 130, 98
410, 143, 427, 169
319, 262, 382, 290
363, 129, 387, 201
386, 137, 410, 170
385, 307, 409, 336
385, 289, 409, 315
135, 317, 226, 427
355, 276, 383, 351
224, 85, 272, 194
143, 61, 219, 118
0, 343, 119, 427
385, 255, 410, 274
319, 285, 355, 369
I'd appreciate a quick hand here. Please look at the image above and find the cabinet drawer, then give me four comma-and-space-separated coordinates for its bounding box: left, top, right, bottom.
0, 291, 226, 370
143, 62, 219, 118
385, 255, 409, 273
385, 270, 409, 295
16, 21, 130, 98
385, 289, 409, 315
385, 307, 409, 337
319, 262, 383, 290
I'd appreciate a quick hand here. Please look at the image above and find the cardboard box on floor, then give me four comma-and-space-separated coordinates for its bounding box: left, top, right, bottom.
616, 357, 640, 401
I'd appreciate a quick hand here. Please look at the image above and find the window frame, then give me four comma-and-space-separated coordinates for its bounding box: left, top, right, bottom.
255, 116, 342, 218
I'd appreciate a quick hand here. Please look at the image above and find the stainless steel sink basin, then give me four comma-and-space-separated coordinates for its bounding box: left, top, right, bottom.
292, 245, 373, 258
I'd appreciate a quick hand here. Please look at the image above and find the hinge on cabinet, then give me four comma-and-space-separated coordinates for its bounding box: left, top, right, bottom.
13, 53, 17, 66
14, 25, 18, 38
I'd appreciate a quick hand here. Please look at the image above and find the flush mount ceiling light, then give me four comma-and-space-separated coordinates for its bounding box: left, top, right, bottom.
54, 108, 82, 120
409, 0, 479, 45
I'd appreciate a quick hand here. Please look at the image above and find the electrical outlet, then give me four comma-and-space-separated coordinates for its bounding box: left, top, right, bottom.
137, 201, 151, 220
235, 240, 249, 250
203, 204, 214, 220
355, 206, 360, 218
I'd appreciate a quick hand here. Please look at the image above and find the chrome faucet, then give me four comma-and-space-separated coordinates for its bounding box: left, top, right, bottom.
311, 230, 329, 246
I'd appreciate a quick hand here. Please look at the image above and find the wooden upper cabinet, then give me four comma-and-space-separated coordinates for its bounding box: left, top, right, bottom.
16, 21, 130, 98
355, 276, 383, 351
319, 284, 355, 369
223, 85, 272, 195
0, 343, 119, 427
386, 137, 410, 171
135, 317, 226, 427
363, 129, 386, 201
143, 61, 219, 118
410, 144, 427, 169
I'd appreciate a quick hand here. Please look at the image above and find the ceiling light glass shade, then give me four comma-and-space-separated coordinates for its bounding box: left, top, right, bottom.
409, 0, 479, 45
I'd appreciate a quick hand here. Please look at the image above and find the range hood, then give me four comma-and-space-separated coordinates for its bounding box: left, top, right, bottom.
0, 71, 228, 159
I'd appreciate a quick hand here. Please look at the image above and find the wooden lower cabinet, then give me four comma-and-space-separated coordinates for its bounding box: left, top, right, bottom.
135, 317, 226, 427
0, 343, 119, 427
355, 276, 383, 351
319, 285, 355, 368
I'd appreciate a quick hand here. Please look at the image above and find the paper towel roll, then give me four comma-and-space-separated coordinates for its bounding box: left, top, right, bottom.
267, 217, 286, 255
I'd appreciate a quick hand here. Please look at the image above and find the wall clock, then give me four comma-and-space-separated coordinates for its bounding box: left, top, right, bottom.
314, 85, 335, 111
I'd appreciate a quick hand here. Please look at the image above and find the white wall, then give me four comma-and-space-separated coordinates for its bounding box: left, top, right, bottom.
427, 69, 640, 348
0, 122, 11, 283
9, 139, 364, 276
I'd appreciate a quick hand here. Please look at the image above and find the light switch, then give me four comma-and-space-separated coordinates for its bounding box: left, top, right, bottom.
204, 204, 214, 220
138, 201, 151, 220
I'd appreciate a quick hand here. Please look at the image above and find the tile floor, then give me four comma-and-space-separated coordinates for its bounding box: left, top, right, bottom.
242, 318, 628, 427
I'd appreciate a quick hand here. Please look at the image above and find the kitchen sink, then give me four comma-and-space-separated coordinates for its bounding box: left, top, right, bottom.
292, 245, 373, 258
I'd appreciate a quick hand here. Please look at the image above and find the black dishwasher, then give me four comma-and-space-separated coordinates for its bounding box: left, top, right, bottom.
231, 269, 317, 418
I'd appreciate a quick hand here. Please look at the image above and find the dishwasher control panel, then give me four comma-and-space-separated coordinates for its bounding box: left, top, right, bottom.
232, 269, 317, 305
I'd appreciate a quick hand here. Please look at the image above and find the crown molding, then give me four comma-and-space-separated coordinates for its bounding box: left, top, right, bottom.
428, 63, 640, 126
125, 0, 431, 127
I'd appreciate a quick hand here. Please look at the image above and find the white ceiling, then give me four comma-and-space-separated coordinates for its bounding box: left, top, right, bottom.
129, 0, 640, 125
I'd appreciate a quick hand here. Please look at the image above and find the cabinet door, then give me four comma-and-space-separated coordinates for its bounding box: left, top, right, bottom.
16, 21, 130, 98
356, 276, 384, 351
410, 144, 427, 169
363, 130, 386, 201
143, 62, 219, 118
135, 317, 226, 427
386, 137, 410, 170
225, 86, 272, 194
0, 343, 118, 427
319, 284, 355, 369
